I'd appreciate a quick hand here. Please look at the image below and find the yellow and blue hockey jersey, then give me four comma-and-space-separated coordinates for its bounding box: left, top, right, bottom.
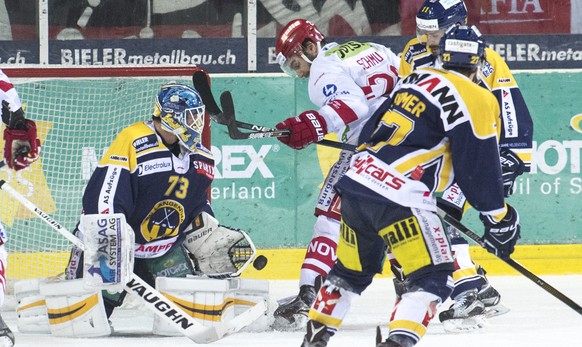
337, 67, 506, 218
81, 120, 214, 258
399, 38, 533, 171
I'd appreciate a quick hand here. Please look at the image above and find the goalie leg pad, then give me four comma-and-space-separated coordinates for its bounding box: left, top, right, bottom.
153, 277, 269, 336
15, 279, 50, 334
184, 212, 256, 278
40, 278, 111, 337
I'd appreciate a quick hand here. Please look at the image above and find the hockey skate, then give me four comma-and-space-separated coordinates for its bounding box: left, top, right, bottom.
375, 326, 415, 347
300, 320, 330, 347
439, 289, 488, 333
272, 284, 316, 331
477, 266, 510, 318
0, 314, 14, 347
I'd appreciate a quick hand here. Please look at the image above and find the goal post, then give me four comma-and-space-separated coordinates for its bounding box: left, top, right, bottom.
0, 66, 210, 289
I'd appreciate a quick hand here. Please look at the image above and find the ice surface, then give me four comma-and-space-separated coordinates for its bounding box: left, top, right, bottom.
4, 275, 582, 347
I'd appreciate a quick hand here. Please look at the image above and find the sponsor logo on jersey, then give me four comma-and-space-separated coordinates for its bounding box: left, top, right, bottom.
141, 199, 185, 241
101, 166, 120, 207
134, 238, 176, 258
403, 72, 464, 125
352, 154, 405, 190
133, 134, 159, 153
497, 77, 511, 84
137, 158, 173, 176
481, 61, 494, 78
109, 155, 128, 162
322, 84, 337, 97
326, 41, 370, 59
379, 217, 421, 247
192, 160, 215, 179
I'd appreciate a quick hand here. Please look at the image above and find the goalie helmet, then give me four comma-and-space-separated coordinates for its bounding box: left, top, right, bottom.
275, 19, 325, 76
439, 25, 485, 70
153, 83, 205, 152
416, 0, 467, 45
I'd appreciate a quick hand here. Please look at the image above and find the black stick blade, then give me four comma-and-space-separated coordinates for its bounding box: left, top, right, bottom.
192, 70, 222, 116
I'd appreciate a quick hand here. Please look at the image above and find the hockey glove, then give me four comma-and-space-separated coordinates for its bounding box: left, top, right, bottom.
3, 118, 41, 171
275, 110, 327, 150
499, 148, 526, 197
480, 204, 520, 259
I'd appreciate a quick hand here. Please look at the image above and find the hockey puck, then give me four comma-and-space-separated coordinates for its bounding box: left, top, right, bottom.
253, 255, 268, 270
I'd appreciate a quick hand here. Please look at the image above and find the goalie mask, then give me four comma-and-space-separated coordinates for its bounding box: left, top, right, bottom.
154, 83, 205, 152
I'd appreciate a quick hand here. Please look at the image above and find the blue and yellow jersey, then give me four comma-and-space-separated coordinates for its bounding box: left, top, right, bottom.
337, 68, 505, 217
399, 37, 533, 170
82, 120, 214, 258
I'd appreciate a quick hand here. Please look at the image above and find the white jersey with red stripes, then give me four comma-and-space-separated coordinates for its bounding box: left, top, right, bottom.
0, 69, 23, 112
308, 41, 400, 145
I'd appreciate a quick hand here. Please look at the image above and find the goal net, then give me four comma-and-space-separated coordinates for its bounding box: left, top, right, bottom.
0, 66, 210, 292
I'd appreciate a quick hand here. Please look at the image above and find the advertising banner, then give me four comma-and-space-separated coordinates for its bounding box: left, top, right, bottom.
4, 34, 578, 71
1, 74, 580, 250
204, 74, 582, 246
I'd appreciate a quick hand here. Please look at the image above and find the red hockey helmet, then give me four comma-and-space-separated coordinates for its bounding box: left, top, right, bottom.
275, 19, 324, 75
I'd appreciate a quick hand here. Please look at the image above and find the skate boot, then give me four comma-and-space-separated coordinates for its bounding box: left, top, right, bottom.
272, 284, 317, 330
439, 289, 487, 332
0, 314, 14, 347
375, 327, 415, 347
476, 266, 509, 317
301, 320, 330, 347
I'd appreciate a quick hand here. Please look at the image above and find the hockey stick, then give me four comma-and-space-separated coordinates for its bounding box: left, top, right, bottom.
437, 207, 582, 316
192, 71, 355, 151
0, 179, 266, 343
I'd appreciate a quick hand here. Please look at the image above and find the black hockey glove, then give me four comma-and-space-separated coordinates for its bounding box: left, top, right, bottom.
499, 148, 526, 197
480, 204, 520, 259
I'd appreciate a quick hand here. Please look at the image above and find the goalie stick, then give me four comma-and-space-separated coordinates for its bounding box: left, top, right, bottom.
192, 70, 356, 151
437, 206, 582, 316
0, 178, 266, 343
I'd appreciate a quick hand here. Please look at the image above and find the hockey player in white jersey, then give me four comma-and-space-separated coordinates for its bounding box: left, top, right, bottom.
272, 19, 400, 329
0, 68, 42, 347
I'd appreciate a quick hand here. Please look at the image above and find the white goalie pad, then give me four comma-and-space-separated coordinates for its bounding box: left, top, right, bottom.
184, 212, 256, 278
153, 276, 269, 336
15, 279, 50, 334
40, 278, 111, 337
80, 213, 135, 291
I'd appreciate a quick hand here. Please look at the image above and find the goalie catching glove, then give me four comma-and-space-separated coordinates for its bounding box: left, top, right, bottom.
2, 101, 41, 171
276, 110, 327, 149
480, 204, 520, 259
183, 212, 256, 278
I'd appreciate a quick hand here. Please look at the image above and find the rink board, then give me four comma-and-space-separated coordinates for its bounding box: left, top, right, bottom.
8, 244, 582, 281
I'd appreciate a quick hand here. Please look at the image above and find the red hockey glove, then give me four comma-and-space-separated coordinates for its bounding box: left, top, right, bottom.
275, 110, 328, 150
3, 119, 41, 171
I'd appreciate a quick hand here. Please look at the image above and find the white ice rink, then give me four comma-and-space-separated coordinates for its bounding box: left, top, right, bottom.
4, 275, 582, 347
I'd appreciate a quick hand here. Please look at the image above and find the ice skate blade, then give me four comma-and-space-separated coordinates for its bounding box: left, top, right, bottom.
442, 315, 488, 333
271, 314, 308, 331
0, 336, 13, 347
484, 302, 510, 318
